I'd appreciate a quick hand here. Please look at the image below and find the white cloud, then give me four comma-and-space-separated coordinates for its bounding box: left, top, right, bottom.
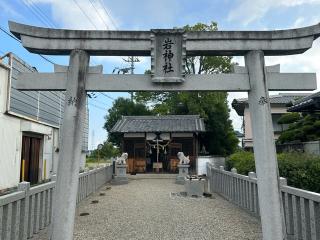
30, 0, 117, 30
293, 17, 305, 28
228, 0, 320, 25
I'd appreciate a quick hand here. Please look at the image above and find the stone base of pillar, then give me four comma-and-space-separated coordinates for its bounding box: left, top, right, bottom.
175, 164, 190, 184
112, 175, 129, 185
111, 165, 128, 185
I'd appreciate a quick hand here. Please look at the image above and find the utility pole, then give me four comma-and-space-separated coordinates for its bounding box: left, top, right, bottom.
123, 56, 140, 101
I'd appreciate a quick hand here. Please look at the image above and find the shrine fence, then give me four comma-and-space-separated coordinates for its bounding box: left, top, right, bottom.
0, 165, 112, 239
206, 163, 320, 240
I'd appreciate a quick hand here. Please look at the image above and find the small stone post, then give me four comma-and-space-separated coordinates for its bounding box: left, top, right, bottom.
18, 182, 30, 239
248, 172, 257, 179
246, 50, 285, 240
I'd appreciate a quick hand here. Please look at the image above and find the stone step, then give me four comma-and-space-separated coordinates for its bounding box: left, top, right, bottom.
128, 173, 177, 180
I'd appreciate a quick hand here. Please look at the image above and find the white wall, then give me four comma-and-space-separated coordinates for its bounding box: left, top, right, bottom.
0, 63, 59, 190
0, 64, 22, 189
0, 62, 88, 190
243, 105, 288, 148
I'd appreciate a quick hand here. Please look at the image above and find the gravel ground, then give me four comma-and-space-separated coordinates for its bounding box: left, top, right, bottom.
34, 178, 262, 240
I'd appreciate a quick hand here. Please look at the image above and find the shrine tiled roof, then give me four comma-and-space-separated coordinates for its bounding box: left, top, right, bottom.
232, 93, 309, 116
110, 115, 205, 133
288, 91, 320, 112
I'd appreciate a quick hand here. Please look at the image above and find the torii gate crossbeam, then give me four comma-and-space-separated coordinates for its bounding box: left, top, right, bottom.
9, 21, 320, 240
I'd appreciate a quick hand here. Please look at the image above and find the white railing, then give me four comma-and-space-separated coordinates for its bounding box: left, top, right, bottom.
207, 163, 320, 240
0, 165, 113, 240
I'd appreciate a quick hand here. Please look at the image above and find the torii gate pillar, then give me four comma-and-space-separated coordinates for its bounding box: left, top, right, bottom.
51, 50, 89, 240
246, 50, 285, 240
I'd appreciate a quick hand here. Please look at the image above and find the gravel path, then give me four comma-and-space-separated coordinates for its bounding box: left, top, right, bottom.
34, 178, 262, 240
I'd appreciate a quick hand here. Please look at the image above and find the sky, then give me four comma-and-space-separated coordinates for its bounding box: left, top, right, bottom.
1, 0, 320, 149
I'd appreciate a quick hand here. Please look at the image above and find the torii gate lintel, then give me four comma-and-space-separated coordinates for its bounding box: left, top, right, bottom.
15, 66, 317, 92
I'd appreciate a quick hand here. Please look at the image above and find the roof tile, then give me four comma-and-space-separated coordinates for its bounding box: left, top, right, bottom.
110, 115, 205, 133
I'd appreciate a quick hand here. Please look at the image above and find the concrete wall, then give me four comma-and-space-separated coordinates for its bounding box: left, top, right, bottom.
303, 141, 320, 155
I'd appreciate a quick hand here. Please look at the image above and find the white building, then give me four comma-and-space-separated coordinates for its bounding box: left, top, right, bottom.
0, 53, 88, 191
232, 93, 309, 149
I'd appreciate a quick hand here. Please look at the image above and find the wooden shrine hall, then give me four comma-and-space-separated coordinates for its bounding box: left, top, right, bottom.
110, 115, 205, 173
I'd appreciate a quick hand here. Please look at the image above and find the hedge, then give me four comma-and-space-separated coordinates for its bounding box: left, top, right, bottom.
226, 151, 320, 193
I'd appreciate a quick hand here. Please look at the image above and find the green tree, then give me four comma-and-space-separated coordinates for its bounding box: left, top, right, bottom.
104, 97, 152, 146
134, 22, 238, 155
277, 112, 301, 124
90, 141, 120, 159
277, 113, 320, 144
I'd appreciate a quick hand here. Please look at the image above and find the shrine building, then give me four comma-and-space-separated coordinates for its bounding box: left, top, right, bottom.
110, 115, 205, 173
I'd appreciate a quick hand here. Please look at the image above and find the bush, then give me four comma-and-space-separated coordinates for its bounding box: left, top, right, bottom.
277, 113, 320, 144
226, 151, 255, 175
226, 151, 320, 193
277, 113, 301, 124
278, 152, 320, 193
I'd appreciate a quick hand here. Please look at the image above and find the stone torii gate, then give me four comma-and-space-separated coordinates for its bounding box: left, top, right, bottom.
9, 21, 319, 240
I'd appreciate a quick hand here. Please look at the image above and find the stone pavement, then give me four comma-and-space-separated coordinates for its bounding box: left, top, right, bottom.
35, 177, 262, 240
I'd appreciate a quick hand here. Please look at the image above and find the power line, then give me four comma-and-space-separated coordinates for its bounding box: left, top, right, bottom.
73, 0, 99, 30
90, 97, 112, 107
0, 26, 56, 65
25, 0, 55, 27
0, 26, 21, 42
99, 92, 115, 100
88, 102, 108, 111
88, 0, 109, 29
98, 0, 118, 29
27, 0, 58, 28
38, 54, 56, 65
21, 0, 52, 27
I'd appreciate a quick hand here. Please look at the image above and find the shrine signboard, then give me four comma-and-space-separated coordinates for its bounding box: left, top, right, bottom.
151, 29, 186, 83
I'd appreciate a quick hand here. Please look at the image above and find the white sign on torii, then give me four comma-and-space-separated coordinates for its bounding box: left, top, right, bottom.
9, 21, 319, 240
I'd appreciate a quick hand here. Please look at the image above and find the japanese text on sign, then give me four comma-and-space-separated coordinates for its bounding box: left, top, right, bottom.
162, 38, 174, 74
